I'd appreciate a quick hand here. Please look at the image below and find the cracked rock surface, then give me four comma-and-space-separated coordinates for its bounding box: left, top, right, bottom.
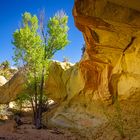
73, 0, 140, 101
0, 0, 140, 139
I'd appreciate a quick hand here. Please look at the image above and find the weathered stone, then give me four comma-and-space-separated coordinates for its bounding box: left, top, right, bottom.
0, 71, 25, 104
45, 62, 85, 102
0, 0, 140, 139
43, 1, 140, 139
0, 76, 7, 86
73, 0, 140, 101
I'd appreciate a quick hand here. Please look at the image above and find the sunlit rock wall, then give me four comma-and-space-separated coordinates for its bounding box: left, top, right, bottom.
0, 71, 25, 104
43, 1, 140, 138
44, 62, 85, 102
0, 0, 140, 138
1, 0, 140, 105
73, 0, 140, 102
45, 0, 140, 110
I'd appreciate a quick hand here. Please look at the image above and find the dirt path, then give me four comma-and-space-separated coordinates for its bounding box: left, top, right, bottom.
0, 117, 81, 140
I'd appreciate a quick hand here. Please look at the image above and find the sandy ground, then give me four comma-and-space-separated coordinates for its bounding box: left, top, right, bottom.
0, 116, 81, 140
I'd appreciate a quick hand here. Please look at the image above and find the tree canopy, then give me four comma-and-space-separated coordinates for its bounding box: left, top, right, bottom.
12, 10, 69, 128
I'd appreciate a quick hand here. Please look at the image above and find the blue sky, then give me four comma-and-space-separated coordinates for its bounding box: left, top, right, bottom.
0, 0, 84, 66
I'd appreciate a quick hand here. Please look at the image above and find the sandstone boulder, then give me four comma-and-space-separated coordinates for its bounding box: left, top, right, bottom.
45, 62, 85, 102
0, 71, 25, 104
0, 76, 7, 86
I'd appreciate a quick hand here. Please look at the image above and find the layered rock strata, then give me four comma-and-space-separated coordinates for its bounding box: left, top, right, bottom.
0, 0, 140, 139
73, 0, 140, 102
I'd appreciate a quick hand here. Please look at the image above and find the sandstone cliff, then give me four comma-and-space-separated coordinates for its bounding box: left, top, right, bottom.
43, 1, 140, 139
73, 0, 140, 102
1, 0, 140, 106
43, 61, 140, 140
0, 0, 140, 139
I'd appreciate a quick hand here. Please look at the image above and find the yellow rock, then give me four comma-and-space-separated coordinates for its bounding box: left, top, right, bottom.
45, 62, 85, 102
0, 76, 7, 86
73, 0, 140, 102
0, 71, 25, 104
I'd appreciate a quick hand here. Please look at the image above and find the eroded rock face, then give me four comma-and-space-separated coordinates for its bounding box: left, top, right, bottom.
43, 1, 140, 139
0, 0, 140, 139
0, 71, 25, 104
44, 62, 85, 102
0, 76, 7, 86
1, 0, 140, 105
43, 61, 140, 140
73, 0, 140, 101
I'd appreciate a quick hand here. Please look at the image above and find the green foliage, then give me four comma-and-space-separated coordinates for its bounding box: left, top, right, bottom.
13, 92, 31, 111
0, 60, 10, 69
47, 11, 69, 57
13, 12, 43, 68
12, 10, 69, 128
0, 60, 16, 79
13, 10, 69, 74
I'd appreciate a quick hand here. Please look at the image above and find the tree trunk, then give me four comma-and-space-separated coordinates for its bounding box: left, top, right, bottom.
36, 27, 47, 129
36, 67, 45, 129
34, 70, 38, 126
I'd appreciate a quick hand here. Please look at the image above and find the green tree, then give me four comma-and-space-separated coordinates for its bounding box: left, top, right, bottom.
13, 11, 69, 128
0, 60, 10, 69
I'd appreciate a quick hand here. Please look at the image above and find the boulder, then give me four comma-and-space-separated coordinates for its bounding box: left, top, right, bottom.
0, 76, 7, 86
0, 71, 25, 104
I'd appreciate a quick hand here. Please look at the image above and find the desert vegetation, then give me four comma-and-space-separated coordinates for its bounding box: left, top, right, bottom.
12, 10, 69, 128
